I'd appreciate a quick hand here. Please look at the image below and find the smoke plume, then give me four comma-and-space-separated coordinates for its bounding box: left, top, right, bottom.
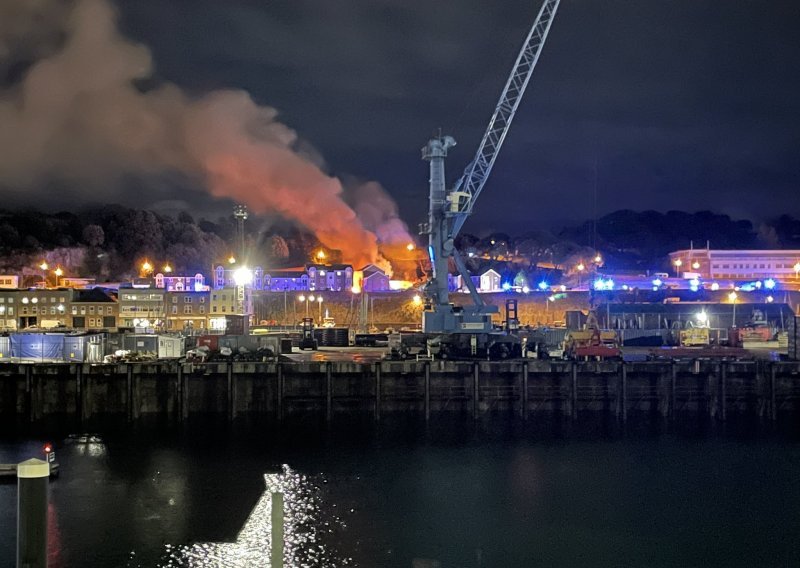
0, 0, 411, 269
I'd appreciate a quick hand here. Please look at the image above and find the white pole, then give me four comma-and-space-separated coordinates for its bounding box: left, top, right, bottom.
17, 458, 49, 568
271, 491, 284, 568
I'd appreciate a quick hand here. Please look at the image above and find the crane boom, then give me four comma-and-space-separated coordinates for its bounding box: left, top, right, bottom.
421, 0, 560, 335
450, 0, 560, 238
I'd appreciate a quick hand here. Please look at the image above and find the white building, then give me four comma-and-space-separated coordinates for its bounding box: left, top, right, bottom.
668, 249, 800, 282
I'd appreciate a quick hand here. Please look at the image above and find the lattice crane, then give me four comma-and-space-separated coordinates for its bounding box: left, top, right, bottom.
421, 0, 561, 335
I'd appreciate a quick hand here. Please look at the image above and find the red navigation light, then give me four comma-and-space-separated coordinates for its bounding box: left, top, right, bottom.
43, 443, 52, 454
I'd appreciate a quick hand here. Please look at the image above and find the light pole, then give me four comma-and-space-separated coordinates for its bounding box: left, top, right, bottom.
728, 291, 737, 328
674, 258, 682, 277
298, 295, 315, 318
794, 262, 800, 282
54, 267, 63, 287
316, 296, 323, 320
38, 262, 48, 288
576, 262, 585, 290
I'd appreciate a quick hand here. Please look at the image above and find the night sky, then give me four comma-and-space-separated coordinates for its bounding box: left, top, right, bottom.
5, 0, 800, 235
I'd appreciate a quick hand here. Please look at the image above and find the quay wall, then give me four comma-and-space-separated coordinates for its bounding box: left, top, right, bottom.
1, 360, 800, 426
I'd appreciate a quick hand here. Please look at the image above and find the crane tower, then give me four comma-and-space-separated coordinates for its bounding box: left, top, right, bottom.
421, 0, 560, 337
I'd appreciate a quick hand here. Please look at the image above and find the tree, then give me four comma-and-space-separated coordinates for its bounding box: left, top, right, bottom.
268, 235, 290, 259
82, 224, 105, 247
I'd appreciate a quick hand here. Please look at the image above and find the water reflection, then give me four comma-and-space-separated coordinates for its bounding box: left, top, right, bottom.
158, 465, 351, 567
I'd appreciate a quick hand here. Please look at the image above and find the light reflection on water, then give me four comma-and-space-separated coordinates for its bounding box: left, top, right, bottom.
156, 465, 352, 567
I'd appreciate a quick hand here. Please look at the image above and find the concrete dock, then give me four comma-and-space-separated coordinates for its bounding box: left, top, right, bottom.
1, 360, 800, 425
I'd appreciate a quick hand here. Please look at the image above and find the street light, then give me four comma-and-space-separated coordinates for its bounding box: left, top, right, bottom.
163, 264, 173, 273
142, 261, 153, 274
728, 291, 738, 328
692, 261, 700, 270
316, 250, 326, 261
228, 256, 236, 265
406, 243, 415, 252
297, 294, 315, 317
674, 258, 683, 277
316, 295, 323, 319
593, 254, 602, 264
54, 267, 63, 286
794, 262, 800, 281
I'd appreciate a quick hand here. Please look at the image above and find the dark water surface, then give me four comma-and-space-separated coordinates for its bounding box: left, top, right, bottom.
2, 417, 800, 567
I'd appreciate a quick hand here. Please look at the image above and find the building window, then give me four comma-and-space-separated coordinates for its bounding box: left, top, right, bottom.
200, 306, 205, 314
184, 305, 192, 314
107, 306, 113, 315
172, 297, 178, 303
89, 306, 95, 314
222, 306, 226, 313
200, 297, 206, 303
185, 297, 192, 303
172, 305, 178, 314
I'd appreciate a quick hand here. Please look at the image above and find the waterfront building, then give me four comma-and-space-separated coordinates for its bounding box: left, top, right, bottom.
668, 248, 800, 282
71, 288, 117, 330
118, 285, 165, 330
360, 264, 390, 292
154, 272, 208, 292
164, 289, 209, 332
1, 288, 73, 330
0, 275, 20, 289
306, 264, 353, 291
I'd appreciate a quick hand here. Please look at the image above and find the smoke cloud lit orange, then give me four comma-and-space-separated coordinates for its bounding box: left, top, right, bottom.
0, 0, 410, 269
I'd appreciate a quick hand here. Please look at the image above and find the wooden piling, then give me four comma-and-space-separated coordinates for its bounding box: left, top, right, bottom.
176, 364, 184, 422
126, 364, 133, 422
326, 362, 332, 423
720, 363, 727, 422
374, 363, 381, 423
522, 362, 529, 421
570, 362, 578, 420
25, 365, 33, 423
472, 363, 479, 419
620, 363, 627, 424
276, 363, 284, 422
424, 362, 431, 423
770, 363, 777, 422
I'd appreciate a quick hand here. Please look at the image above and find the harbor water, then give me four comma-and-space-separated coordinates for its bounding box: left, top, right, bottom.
2, 418, 800, 567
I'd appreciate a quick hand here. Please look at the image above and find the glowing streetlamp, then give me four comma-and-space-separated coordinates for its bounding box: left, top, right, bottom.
298, 294, 314, 317
233, 267, 253, 286
412, 294, 422, 306
692, 261, 700, 270
228, 256, 236, 265
576, 262, 585, 289
316, 295, 324, 319
728, 291, 738, 328
674, 258, 682, 277
406, 243, 415, 252
794, 262, 800, 281
594, 254, 602, 264
163, 264, 173, 273
39, 261, 49, 287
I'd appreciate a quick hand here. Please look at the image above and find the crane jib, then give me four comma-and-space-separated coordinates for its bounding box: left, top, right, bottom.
422, 0, 560, 335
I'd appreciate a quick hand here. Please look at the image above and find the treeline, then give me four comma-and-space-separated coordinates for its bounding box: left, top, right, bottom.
0, 206, 322, 280
458, 210, 800, 271
1, 207, 798, 279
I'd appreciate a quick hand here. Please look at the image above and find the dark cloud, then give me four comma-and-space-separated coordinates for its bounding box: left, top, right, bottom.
5, 0, 800, 235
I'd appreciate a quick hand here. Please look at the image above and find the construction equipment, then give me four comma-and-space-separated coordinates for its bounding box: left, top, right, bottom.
298, 317, 318, 350
563, 329, 621, 360
680, 327, 710, 347
418, 0, 560, 358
